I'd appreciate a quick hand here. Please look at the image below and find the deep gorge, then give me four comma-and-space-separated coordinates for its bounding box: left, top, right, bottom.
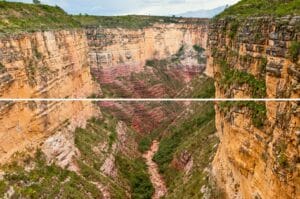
0, 1, 299, 199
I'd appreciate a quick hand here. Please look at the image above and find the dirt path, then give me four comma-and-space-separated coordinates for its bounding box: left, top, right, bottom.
143, 140, 167, 199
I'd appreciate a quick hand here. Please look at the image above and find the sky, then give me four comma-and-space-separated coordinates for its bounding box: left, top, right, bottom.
8, 0, 240, 16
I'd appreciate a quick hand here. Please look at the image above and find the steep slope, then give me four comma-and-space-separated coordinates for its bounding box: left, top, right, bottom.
0, 112, 154, 198
0, 2, 80, 34
153, 102, 220, 198
208, 0, 300, 198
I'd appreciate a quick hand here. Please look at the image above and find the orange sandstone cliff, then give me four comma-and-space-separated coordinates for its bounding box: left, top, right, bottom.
209, 15, 300, 199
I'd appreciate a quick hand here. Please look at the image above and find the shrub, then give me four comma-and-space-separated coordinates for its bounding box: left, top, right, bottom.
2, 151, 102, 198
275, 140, 289, 168
219, 101, 266, 128
116, 155, 154, 199
219, 60, 266, 98
145, 59, 156, 67
288, 41, 300, 62
138, 136, 152, 153
0, 181, 7, 197
228, 21, 239, 39
193, 45, 205, 53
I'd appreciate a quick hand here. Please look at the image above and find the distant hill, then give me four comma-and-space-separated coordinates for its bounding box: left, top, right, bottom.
176, 5, 227, 18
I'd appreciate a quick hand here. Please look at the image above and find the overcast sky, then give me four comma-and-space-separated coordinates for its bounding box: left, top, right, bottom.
8, 0, 240, 16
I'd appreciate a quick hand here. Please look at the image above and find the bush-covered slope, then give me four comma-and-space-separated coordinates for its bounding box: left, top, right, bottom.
73, 15, 182, 29
153, 102, 221, 198
0, 113, 153, 199
0, 2, 80, 34
216, 0, 300, 18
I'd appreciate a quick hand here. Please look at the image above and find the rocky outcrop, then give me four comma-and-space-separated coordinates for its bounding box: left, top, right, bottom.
209, 16, 300, 199
0, 101, 98, 165
99, 102, 184, 133
0, 30, 96, 98
0, 30, 98, 165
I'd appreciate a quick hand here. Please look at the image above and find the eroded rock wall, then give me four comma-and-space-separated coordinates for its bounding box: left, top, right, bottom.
87, 22, 208, 96
0, 30, 98, 165
88, 22, 208, 81
209, 16, 300, 199
0, 30, 96, 98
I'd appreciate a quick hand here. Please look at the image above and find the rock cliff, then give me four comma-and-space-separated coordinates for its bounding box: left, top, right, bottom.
0, 30, 95, 98
0, 29, 99, 164
209, 13, 300, 199
87, 21, 208, 97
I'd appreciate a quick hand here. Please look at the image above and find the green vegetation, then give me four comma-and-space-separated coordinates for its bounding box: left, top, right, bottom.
153, 103, 215, 174
188, 76, 215, 98
193, 45, 205, 53
219, 60, 266, 98
175, 45, 185, 58
216, 0, 300, 18
0, 113, 154, 199
0, 2, 80, 34
228, 21, 239, 39
138, 136, 152, 153
25, 61, 37, 87
144, 58, 185, 93
259, 57, 267, 78
0, 63, 5, 73
152, 102, 218, 198
74, 114, 156, 198
116, 155, 154, 199
75, 117, 114, 170
1, 151, 102, 199
288, 41, 300, 62
219, 101, 267, 128
0, 2, 206, 33
192, 45, 207, 64
0, 181, 7, 198
73, 15, 201, 29
275, 140, 289, 168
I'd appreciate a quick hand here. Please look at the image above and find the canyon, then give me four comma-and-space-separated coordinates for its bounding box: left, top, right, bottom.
0, 1, 299, 199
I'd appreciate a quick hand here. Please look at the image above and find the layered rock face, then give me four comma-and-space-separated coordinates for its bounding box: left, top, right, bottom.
99, 102, 184, 133
209, 16, 300, 199
0, 30, 98, 164
88, 21, 208, 97
0, 30, 95, 98
87, 21, 209, 134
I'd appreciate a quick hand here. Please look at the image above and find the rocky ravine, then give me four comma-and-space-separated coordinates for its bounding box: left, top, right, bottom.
143, 141, 167, 199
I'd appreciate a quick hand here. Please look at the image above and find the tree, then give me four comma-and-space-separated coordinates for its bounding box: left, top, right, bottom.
33, 0, 41, 4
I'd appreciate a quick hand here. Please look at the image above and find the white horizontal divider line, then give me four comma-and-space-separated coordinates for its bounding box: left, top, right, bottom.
0, 98, 299, 102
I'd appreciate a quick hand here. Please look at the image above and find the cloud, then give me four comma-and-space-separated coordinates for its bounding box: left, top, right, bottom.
8, 0, 240, 15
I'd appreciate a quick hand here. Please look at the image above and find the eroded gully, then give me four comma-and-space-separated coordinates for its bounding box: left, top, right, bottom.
143, 140, 168, 199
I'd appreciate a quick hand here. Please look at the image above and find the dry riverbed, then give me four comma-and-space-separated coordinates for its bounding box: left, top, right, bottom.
143, 140, 167, 199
